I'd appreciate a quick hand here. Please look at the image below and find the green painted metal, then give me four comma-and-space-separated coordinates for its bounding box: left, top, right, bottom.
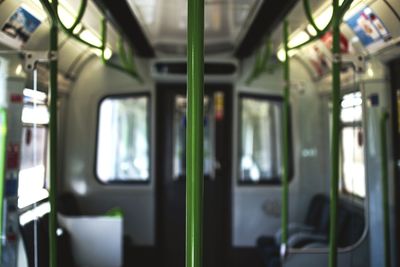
329, 1, 341, 266
289, 0, 353, 51
100, 18, 142, 82
0, 109, 7, 260
69, 0, 87, 32
246, 39, 272, 85
186, 0, 204, 266
380, 111, 391, 267
49, 23, 59, 267
281, 19, 290, 252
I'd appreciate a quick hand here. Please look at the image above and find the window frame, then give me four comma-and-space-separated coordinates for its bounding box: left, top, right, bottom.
237, 93, 294, 186
94, 93, 151, 185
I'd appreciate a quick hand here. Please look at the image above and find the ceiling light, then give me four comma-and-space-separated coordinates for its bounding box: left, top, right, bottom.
276, 48, 296, 62
288, 31, 310, 48
93, 47, 113, 60
23, 88, 47, 101
15, 64, 22, 75
79, 30, 102, 47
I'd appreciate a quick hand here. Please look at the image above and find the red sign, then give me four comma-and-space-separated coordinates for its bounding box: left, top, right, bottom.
321, 31, 350, 53
10, 94, 23, 103
6, 144, 19, 169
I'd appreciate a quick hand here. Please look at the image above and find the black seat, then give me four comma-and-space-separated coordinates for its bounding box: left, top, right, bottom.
257, 194, 365, 266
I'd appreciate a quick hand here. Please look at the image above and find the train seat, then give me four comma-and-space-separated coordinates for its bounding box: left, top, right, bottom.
19, 203, 77, 267
257, 194, 364, 266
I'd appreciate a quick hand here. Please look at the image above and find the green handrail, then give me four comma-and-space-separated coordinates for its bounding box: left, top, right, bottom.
380, 111, 391, 267
329, 0, 342, 266
40, 0, 142, 81
52, 0, 102, 49
246, 39, 273, 84
100, 19, 142, 82
37, 2, 58, 266
49, 22, 59, 267
281, 19, 290, 257
0, 109, 7, 261
288, 0, 353, 51
186, 0, 204, 266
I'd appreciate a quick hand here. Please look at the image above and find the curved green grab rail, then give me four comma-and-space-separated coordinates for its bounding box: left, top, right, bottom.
380, 111, 391, 267
186, 0, 204, 266
288, 0, 353, 51
246, 39, 273, 84
0, 109, 7, 262
100, 19, 142, 82
40, 0, 142, 81
51, 0, 102, 49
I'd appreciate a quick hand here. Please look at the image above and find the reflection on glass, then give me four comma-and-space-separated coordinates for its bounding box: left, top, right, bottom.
97, 96, 149, 182
239, 97, 282, 182
340, 92, 365, 198
173, 95, 215, 179
18, 126, 48, 208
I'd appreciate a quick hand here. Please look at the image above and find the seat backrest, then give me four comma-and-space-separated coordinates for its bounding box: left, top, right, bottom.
304, 194, 329, 230
19, 213, 50, 267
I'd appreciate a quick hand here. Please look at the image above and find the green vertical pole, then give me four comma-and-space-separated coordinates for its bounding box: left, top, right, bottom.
329, 0, 341, 266
186, 0, 204, 266
380, 111, 391, 267
0, 109, 7, 260
49, 22, 58, 267
281, 19, 290, 257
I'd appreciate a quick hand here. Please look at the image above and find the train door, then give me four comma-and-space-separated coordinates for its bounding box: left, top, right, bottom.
156, 84, 231, 267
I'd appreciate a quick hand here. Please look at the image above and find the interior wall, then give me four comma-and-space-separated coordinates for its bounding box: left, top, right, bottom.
62, 58, 156, 246
231, 56, 325, 246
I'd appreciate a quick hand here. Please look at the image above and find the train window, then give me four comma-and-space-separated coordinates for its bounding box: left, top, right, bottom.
172, 95, 215, 179
239, 95, 283, 183
96, 95, 150, 183
18, 89, 49, 208
340, 92, 365, 198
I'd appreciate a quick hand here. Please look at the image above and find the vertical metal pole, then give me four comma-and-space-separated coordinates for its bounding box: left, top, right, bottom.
380, 111, 391, 267
186, 0, 204, 266
329, 1, 340, 266
281, 19, 290, 258
0, 109, 6, 260
49, 23, 58, 267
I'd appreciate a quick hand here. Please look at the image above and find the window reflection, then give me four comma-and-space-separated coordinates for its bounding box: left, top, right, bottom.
340, 92, 365, 198
96, 96, 149, 182
173, 95, 215, 179
239, 97, 283, 183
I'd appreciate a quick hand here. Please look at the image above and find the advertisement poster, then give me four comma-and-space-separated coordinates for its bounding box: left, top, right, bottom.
303, 42, 331, 78
0, 6, 41, 48
346, 6, 391, 52
320, 31, 350, 53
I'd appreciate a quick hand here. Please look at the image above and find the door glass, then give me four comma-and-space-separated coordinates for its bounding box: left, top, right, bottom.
239, 96, 283, 183
172, 95, 216, 179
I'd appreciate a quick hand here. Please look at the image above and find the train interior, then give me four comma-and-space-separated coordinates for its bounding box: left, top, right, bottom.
0, 0, 400, 266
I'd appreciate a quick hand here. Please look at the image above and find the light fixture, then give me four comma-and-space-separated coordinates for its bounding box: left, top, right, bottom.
276, 48, 297, 62
288, 31, 310, 48
315, 6, 333, 30
15, 64, 22, 75
93, 47, 113, 60
21, 105, 49, 124
79, 30, 103, 47
23, 88, 47, 101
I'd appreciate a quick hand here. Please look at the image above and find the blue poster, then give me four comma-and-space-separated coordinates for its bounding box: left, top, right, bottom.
1, 6, 41, 45
346, 7, 391, 49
